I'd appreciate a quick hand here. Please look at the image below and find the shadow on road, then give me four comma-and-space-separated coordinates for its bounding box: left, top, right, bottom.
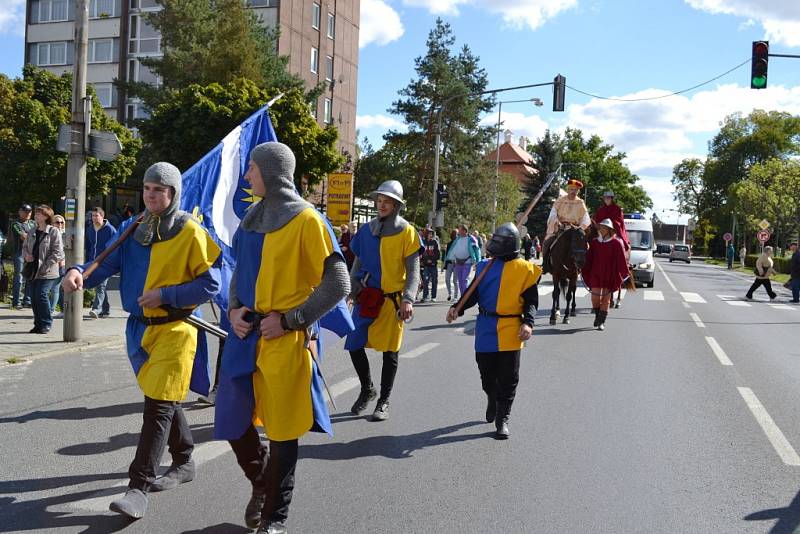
182, 524, 252, 533
0, 472, 127, 494
745, 487, 800, 533
300, 420, 488, 460
0, 486, 135, 533
0, 401, 143, 424
534, 326, 595, 336
56, 423, 215, 456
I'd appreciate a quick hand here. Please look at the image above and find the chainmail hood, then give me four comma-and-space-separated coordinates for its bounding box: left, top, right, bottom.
134, 162, 191, 246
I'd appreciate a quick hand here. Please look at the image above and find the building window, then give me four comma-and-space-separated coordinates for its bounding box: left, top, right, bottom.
310, 100, 318, 119
89, 39, 114, 63
90, 0, 116, 18
324, 98, 332, 124
325, 55, 333, 82
310, 47, 318, 73
129, 14, 161, 54
37, 42, 67, 66
127, 58, 160, 86
92, 83, 114, 108
39, 0, 68, 23
130, 0, 160, 9
312, 3, 320, 30
247, 0, 278, 6
327, 13, 335, 39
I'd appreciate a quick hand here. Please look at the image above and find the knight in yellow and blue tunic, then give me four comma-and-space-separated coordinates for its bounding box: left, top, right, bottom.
446, 223, 540, 440
213, 142, 350, 534
62, 162, 222, 519
345, 180, 423, 421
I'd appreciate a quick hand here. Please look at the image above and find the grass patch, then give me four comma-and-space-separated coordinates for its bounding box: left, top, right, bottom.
5, 357, 26, 364
703, 258, 790, 284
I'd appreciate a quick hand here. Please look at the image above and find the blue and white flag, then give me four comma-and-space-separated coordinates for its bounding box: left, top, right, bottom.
180, 104, 277, 314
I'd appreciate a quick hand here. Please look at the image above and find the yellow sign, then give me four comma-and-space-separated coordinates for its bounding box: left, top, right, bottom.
326, 173, 353, 226
758, 219, 770, 231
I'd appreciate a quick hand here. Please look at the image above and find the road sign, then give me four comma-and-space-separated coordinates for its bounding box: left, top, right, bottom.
723, 232, 732, 242
757, 229, 771, 243
758, 219, 770, 231
88, 130, 122, 161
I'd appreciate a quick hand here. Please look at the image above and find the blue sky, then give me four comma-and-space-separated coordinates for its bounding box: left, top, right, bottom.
3, 0, 800, 220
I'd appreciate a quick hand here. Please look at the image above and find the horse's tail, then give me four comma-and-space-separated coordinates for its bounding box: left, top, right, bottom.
559, 278, 569, 298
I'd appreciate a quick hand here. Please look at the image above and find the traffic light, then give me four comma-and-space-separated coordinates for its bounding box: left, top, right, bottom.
435, 183, 448, 210
751, 41, 769, 89
553, 74, 566, 112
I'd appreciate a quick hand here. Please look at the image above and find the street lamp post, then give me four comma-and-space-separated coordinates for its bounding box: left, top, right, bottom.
662, 209, 682, 243
493, 97, 542, 232
429, 81, 555, 228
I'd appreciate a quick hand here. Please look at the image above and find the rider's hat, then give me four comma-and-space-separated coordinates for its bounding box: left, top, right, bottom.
603, 191, 615, 198
566, 179, 584, 189
598, 218, 616, 232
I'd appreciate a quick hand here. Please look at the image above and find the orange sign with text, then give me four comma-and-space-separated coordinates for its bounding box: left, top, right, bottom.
326, 173, 354, 226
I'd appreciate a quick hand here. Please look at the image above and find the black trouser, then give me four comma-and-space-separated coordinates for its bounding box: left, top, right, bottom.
128, 396, 194, 492
746, 278, 777, 299
229, 425, 298, 523
349, 348, 399, 401
475, 351, 521, 416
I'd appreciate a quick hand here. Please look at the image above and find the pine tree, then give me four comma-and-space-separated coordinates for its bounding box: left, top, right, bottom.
518, 130, 564, 239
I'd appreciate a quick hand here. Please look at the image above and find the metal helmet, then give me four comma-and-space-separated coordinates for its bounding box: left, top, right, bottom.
370, 180, 405, 206
486, 223, 520, 257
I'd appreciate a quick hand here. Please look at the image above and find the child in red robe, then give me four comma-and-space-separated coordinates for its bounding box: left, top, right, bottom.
582, 219, 629, 331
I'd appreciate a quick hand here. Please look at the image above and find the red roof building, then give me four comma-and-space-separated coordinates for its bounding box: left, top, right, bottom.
484, 132, 538, 185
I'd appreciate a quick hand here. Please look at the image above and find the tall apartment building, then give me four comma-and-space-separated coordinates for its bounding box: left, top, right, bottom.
23, 0, 359, 161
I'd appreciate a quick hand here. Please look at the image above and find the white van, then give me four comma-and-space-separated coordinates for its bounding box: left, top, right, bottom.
624, 214, 656, 287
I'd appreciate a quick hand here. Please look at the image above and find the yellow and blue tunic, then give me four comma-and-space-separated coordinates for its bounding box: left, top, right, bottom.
82, 217, 222, 401
464, 258, 541, 352
215, 208, 343, 442
345, 224, 423, 353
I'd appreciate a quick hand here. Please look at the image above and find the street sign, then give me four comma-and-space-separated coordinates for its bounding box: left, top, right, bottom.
723, 232, 732, 242
757, 229, 771, 243
758, 219, 770, 231
88, 130, 122, 161
64, 198, 76, 220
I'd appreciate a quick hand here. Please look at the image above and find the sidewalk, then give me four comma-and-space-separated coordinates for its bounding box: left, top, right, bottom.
0, 282, 128, 364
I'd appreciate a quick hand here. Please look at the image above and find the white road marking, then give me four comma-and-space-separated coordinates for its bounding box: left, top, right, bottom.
728, 301, 752, 307
769, 304, 794, 311
682, 302, 692, 309
656, 262, 678, 292
690, 313, 705, 328
705, 336, 733, 366
737, 387, 800, 467
681, 292, 707, 304
539, 286, 554, 296
643, 290, 664, 301
575, 288, 589, 298
329, 377, 361, 399
400, 342, 440, 359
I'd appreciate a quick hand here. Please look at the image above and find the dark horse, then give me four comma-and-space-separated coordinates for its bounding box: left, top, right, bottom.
548, 225, 588, 325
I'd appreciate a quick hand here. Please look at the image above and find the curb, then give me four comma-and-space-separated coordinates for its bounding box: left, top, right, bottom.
0, 337, 125, 367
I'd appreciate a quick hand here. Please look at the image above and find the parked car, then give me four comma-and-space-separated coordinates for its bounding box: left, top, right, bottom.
669, 244, 691, 263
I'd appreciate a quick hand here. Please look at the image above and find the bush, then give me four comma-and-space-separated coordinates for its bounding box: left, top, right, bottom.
745, 254, 791, 274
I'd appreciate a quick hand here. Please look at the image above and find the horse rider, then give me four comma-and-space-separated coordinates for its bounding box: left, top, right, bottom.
446, 223, 541, 440
541, 179, 591, 274
592, 191, 630, 258
581, 219, 629, 331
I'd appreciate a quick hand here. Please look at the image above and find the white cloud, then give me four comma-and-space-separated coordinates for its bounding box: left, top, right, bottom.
0, 0, 25, 36
402, 0, 576, 30
357, 114, 408, 131
686, 0, 800, 47
479, 111, 550, 142
360, 0, 405, 48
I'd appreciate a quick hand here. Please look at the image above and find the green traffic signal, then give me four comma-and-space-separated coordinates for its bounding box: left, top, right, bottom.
750, 41, 769, 90
752, 75, 767, 88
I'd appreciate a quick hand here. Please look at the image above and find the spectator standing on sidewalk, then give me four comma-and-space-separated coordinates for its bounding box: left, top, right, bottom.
746, 246, 778, 300
533, 235, 541, 260
445, 224, 482, 298
85, 207, 118, 318
339, 222, 356, 272
726, 242, 735, 270
443, 228, 459, 302
739, 244, 747, 268
22, 205, 64, 334
420, 227, 440, 302
521, 231, 533, 261
50, 215, 67, 317
789, 242, 799, 304
10, 204, 35, 309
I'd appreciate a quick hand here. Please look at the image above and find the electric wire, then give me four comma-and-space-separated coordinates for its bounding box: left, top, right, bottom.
566, 57, 751, 102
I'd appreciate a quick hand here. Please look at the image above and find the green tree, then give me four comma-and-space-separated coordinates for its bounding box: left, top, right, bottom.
517, 129, 563, 239
0, 66, 139, 213
730, 158, 800, 247
139, 79, 342, 188
671, 157, 707, 218
560, 128, 651, 214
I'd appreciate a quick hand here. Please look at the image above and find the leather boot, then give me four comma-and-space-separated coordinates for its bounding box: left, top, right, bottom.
494, 403, 510, 440
149, 459, 195, 492
597, 310, 608, 331
485, 394, 496, 423
592, 308, 600, 327
245, 486, 267, 528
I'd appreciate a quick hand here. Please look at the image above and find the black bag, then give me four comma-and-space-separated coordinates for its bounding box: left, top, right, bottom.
22, 261, 37, 281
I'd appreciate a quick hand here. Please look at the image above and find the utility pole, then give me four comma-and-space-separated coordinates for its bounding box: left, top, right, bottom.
63, 0, 90, 342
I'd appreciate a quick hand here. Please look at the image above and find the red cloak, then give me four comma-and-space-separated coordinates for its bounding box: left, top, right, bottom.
582, 237, 629, 291
593, 203, 629, 249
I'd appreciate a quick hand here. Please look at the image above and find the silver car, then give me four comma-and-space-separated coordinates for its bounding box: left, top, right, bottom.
669, 244, 691, 263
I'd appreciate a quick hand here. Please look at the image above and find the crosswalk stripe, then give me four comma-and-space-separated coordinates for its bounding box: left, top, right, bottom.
400, 342, 439, 359
727, 301, 752, 307
643, 290, 664, 301
539, 286, 554, 296
681, 292, 707, 304
769, 304, 795, 311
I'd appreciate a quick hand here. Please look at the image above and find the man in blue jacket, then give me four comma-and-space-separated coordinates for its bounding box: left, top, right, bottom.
85, 207, 117, 318
445, 223, 482, 298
